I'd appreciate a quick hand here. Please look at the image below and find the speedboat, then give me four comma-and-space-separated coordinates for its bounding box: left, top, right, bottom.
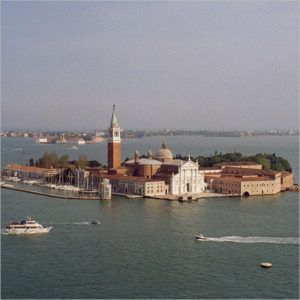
5, 218, 53, 234
194, 234, 208, 241
90, 220, 101, 225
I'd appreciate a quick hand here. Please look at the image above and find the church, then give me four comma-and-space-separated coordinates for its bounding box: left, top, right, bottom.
96, 105, 206, 197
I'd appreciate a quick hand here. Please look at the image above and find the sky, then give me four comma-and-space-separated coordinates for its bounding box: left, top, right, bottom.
1, 1, 299, 131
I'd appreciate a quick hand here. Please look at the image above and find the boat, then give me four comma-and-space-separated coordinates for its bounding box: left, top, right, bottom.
260, 262, 272, 268
5, 218, 53, 234
79, 189, 98, 194
90, 220, 101, 225
194, 234, 208, 241
67, 145, 78, 150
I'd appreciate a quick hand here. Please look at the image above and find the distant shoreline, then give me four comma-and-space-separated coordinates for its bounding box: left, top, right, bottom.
1, 128, 299, 140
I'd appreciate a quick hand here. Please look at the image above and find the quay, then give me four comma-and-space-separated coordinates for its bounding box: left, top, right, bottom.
1, 184, 100, 200
148, 192, 229, 201
1, 183, 229, 201
1, 184, 145, 200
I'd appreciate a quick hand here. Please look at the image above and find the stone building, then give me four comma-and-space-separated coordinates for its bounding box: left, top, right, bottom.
99, 179, 112, 200
214, 161, 262, 170
204, 163, 294, 196
281, 171, 295, 191
107, 104, 121, 172
93, 174, 166, 197
100, 105, 206, 197
153, 158, 205, 195
2, 164, 58, 182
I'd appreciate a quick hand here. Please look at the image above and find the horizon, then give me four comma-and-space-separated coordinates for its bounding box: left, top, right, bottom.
1, 126, 299, 133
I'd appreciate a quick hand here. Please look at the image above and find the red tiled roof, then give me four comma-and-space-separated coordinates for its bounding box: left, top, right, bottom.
204, 173, 222, 178
93, 173, 164, 183
214, 161, 261, 167
220, 175, 274, 182
223, 167, 280, 175
198, 167, 221, 170
281, 171, 293, 177
4, 164, 56, 173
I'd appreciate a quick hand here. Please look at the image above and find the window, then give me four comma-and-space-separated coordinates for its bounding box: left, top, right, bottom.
114, 132, 118, 137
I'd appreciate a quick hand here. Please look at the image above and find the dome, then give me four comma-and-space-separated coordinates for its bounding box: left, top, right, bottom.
155, 142, 173, 162
147, 147, 153, 159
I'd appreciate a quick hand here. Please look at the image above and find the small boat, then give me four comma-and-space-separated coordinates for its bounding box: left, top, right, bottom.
194, 234, 208, 241
79, 189, 98, 194
90, 220, 101, 225
260, 262, 272, 268
5, 218, 53, 234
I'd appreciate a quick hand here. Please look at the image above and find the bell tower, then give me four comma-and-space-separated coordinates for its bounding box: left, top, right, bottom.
107, 105, 121, 170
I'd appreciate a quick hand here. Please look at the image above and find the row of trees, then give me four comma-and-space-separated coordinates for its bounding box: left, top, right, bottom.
29, 151, 292, 173
174, 151, 292, 172
29, 152, 103, 169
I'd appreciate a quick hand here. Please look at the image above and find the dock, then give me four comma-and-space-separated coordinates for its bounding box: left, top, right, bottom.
1, 184, 146, 200
147, 192, 229, 201
1, 183, 230, 201
1, 184, 101, 200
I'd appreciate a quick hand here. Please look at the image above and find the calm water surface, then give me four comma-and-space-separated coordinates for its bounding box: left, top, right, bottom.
1, 136, 299, 299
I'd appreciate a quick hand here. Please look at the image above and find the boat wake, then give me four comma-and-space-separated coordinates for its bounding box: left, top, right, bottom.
201, 236, 299, 245
52, 222, 90, 225
2, 148, 23, 154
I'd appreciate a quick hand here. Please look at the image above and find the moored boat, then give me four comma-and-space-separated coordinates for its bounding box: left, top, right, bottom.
5, 218, 53, 234
260, 262, 272, 268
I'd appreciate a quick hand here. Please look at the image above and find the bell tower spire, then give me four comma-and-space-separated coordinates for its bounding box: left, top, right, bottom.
110, 104, 118, 127
107, 105, 121, 170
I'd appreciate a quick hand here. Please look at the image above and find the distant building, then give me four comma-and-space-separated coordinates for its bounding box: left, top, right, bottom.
2, 164, 58, 182
92, 136, 104, 143
65, 137, 85, 145
37, 136, 56, 144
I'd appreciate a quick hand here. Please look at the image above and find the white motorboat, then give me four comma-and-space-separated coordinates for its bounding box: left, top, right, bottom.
261, 262, 272, 268
194, 234, 208, 241
5, 218, 53, 234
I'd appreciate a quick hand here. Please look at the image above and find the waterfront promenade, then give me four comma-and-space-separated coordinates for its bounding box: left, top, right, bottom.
1, 184, 100, 200
1, 183, 228, 201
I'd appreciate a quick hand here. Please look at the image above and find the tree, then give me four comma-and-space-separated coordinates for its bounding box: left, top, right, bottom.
49, 152, 59, 168
256, 157, 271, 170
38, 152, 59, 168
29, 158, 35, 167
77, 153, 88, 169
88, 160, 101, 167
59, 154, 69, 168
39, 152, 50, 168
83, 135, 92, 141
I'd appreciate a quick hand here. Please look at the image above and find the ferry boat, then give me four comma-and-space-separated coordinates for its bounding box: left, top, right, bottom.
5, 218, 53, 234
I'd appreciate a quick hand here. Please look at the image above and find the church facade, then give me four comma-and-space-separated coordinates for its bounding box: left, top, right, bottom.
103, 105, 206, 197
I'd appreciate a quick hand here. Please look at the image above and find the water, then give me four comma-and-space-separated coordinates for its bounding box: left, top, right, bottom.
1, 136, 299, 299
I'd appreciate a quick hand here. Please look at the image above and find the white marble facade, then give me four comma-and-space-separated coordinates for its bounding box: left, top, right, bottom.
168, 159, 206, 195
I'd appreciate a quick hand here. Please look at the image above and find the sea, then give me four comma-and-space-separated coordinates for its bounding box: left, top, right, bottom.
1, 135, 299, 299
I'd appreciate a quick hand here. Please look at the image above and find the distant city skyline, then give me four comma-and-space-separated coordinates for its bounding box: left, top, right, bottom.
1, 1, 299, 131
